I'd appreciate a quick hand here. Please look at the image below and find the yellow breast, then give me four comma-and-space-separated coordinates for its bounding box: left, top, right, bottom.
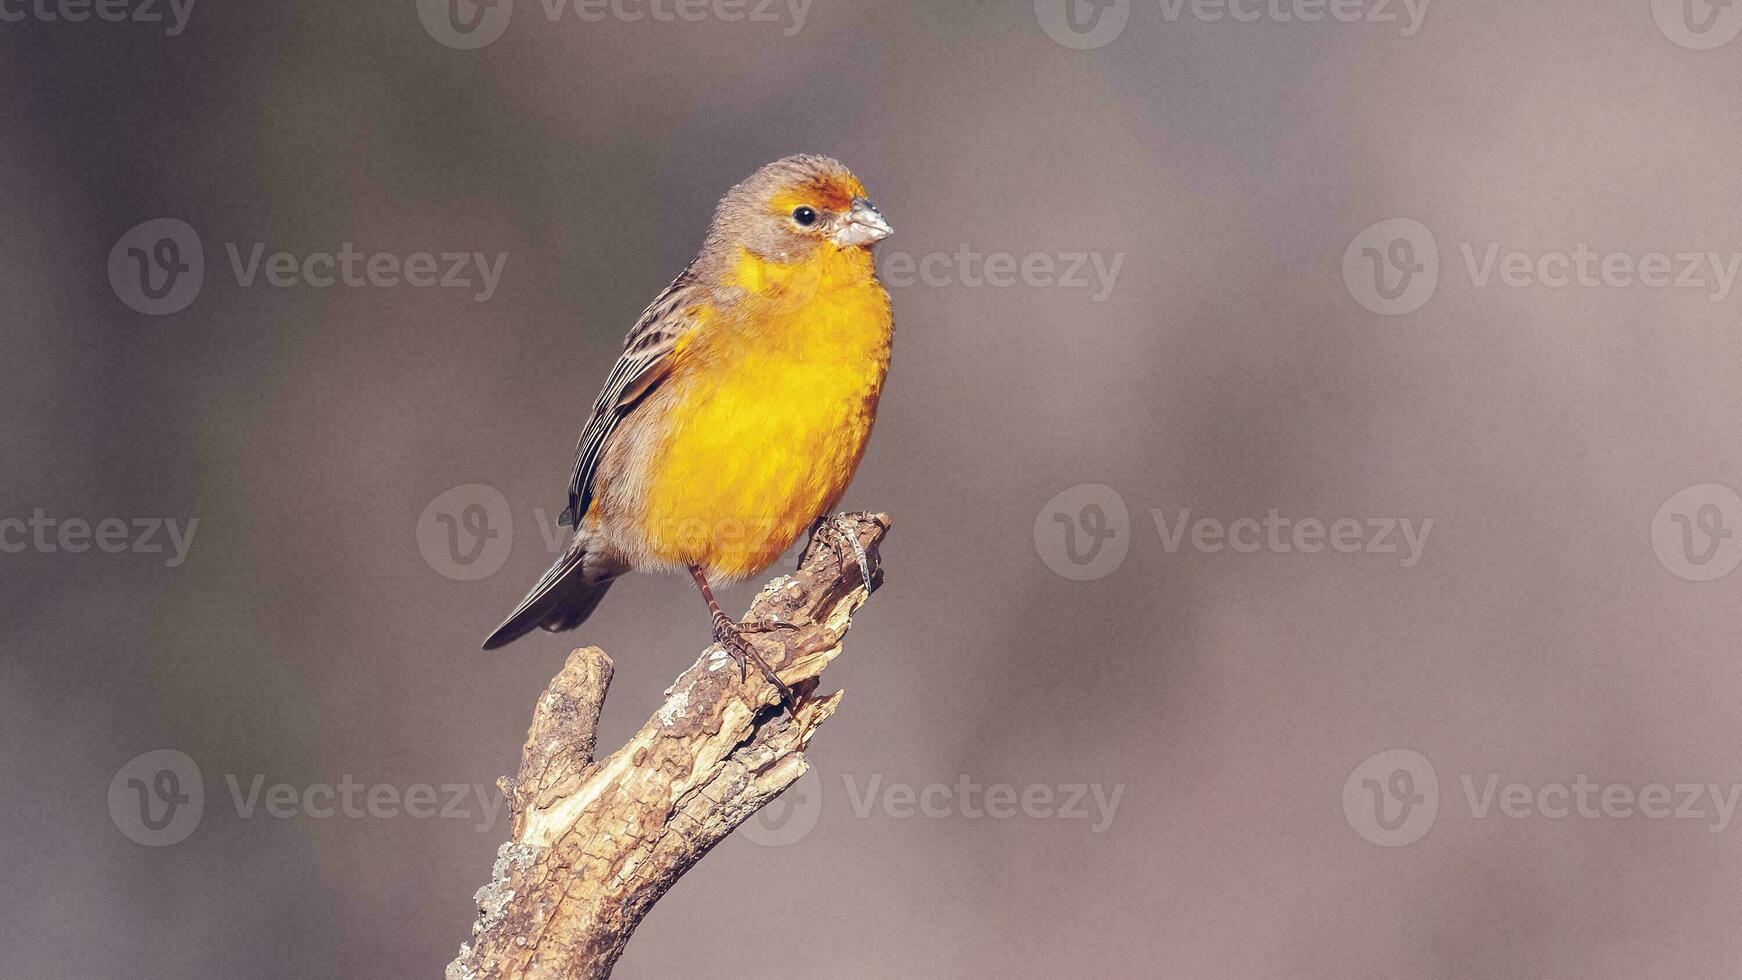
636, 245, 892, 579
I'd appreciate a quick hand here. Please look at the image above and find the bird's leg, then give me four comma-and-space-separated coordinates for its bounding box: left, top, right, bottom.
689, 564, 802, 717
799, 513, 877, 593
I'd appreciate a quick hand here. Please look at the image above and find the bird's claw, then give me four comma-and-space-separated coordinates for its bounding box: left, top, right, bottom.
712, 612, 803, 715
802, 513, 877, 593
743, 614, 801, 633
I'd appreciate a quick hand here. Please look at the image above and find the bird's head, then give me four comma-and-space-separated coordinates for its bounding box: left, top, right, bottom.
707, 154, 892, 265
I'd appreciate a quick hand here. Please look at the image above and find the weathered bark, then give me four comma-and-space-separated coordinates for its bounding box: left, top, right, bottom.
448, 513, 890, 980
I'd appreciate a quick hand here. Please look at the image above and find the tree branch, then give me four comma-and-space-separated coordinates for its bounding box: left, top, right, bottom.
448, 513, 891, 980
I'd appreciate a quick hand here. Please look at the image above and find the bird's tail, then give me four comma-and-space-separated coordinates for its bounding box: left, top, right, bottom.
481, 538, 618, 650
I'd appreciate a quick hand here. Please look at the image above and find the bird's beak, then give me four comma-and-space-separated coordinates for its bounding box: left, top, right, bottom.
832, 198, 893, 247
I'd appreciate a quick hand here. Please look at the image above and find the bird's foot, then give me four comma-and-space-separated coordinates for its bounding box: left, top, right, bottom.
800, 513, 877, 593
712, 612, 803, 717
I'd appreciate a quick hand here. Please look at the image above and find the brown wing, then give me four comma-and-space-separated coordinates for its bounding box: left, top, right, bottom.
559, 264, 705, 527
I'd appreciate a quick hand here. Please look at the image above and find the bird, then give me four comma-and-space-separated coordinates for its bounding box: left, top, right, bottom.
482, 154, 894, 710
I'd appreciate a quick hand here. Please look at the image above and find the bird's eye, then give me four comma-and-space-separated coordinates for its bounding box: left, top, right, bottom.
791, 206, 817, 227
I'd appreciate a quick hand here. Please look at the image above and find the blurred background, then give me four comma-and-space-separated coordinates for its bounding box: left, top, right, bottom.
7, 0, 1742, 975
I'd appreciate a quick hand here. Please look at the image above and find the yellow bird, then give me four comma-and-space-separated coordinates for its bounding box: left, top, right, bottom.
483, 155, 894, 705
